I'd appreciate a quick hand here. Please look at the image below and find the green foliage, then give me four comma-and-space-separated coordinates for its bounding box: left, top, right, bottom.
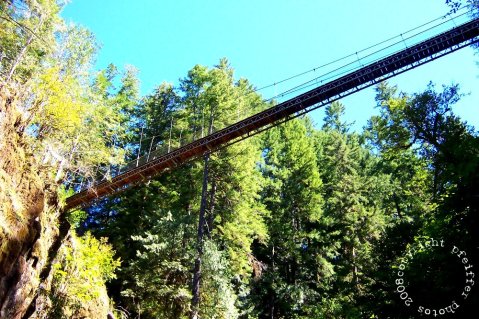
4, 2, 476, 316
86, 60, 269, 318
200, 240, 240, 319
252, 118, 325, 318
360, 82, 478, 317
1, 2, 140, 317
119, 207, 195, 318
86, 77, 478, 318
32, 60, 139, 183
446, 0, 479, 13
49, 232, 120, 318
1, 0, 140, 187
0, 0, 61, 82
323, 101, 351, 133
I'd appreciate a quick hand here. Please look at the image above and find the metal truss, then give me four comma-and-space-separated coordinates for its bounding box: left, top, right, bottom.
65, 17, 479, 210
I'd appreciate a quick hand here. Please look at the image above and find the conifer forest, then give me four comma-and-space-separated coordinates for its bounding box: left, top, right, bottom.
0, 0, 478, 318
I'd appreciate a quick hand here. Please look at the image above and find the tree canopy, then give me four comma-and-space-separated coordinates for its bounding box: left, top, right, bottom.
0, 1, 478, 318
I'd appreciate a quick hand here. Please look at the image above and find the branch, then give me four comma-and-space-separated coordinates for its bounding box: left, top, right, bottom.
0, 13, 46, 44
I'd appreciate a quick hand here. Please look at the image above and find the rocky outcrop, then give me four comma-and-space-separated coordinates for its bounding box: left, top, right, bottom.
0, 83, 52, 318
0, 84, 111, 319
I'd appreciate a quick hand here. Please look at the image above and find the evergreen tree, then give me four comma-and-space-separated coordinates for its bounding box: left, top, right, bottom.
253, 118, 325, 318
88, 60, 268, 319
363, 82, 478, 317
310, 103, 390, 318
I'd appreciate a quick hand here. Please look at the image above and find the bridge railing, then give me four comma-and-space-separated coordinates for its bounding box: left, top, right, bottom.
64, 10, 479, 208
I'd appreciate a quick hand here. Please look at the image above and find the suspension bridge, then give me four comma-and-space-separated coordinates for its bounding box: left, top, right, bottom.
65, 13, 479, 210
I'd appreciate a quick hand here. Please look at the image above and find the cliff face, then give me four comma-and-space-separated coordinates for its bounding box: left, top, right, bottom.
0, 84, 110, 318
0, 83, 50, 318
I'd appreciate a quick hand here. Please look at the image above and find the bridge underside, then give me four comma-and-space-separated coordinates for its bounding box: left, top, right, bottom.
65, 17, 479, 210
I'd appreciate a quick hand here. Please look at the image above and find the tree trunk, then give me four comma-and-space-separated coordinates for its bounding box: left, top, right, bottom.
190, 107, 215, 319
190, 153, 210, 319
206, 178, 217, 238
352, 246, 359, 291
7, 33, 33, 81
6, 11, 44, 82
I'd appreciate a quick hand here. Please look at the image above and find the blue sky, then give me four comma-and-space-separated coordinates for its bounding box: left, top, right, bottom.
61, 0, 479, 131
